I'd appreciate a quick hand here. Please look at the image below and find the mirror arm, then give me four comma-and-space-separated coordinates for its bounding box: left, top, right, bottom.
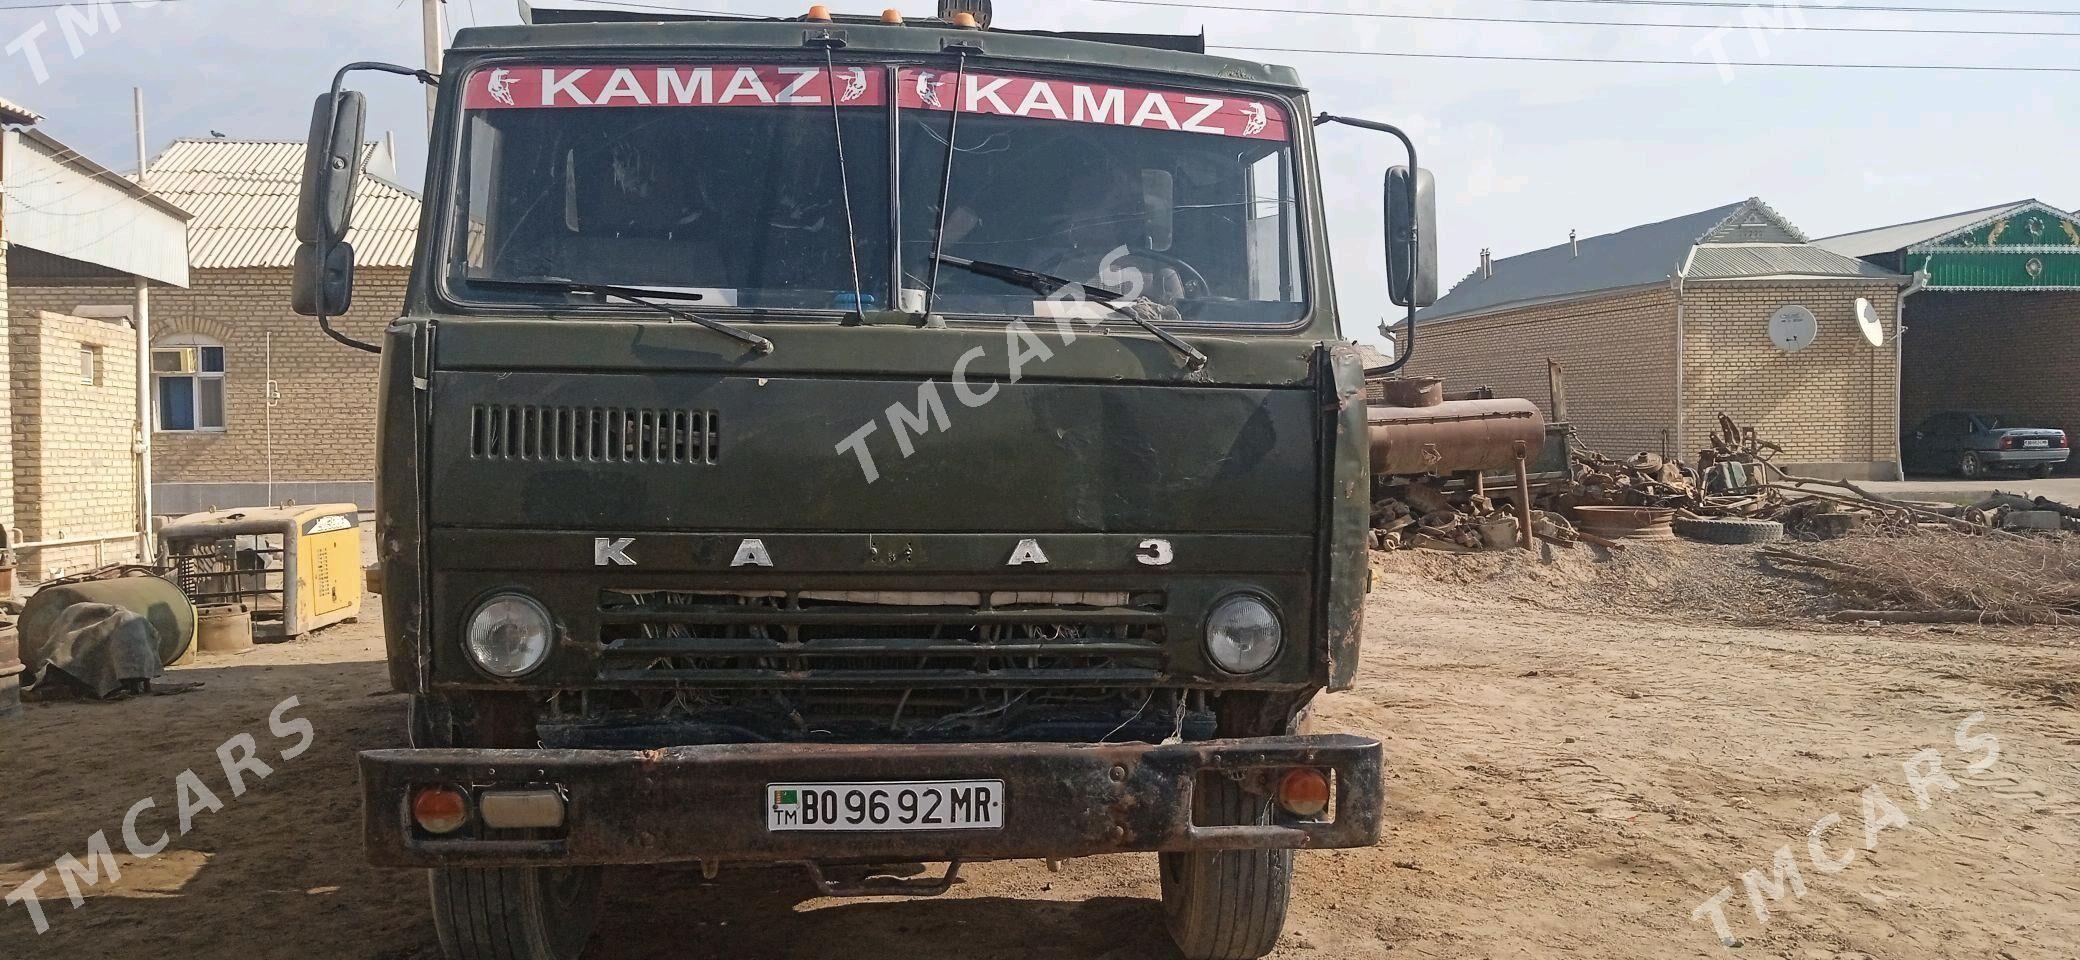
312, 63, 440, 355
1313, 112, 1420, 375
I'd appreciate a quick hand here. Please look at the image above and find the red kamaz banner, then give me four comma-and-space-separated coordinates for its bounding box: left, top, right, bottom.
462, 65, 888, 109
463, 64, 1289, 142
896, 68, 1288, 142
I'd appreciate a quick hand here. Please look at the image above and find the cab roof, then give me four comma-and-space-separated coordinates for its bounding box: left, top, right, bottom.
449, 16, 1305, 92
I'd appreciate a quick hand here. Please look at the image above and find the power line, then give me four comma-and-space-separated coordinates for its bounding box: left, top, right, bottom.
1217, 43, 2080, 72
1510, 0, 2078, 16
1082, 0, 2080, 38
0, 0, 188, 10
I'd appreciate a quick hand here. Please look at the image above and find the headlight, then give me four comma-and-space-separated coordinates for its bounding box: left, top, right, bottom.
464, 593, 554, 678
1204, 594, 1282, 674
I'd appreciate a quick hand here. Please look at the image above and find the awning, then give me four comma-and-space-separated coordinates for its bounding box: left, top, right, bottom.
3, 127, 191, 287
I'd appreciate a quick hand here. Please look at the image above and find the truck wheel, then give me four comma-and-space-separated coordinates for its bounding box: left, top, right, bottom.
431, 866, 602, 960
1672, 516, 1784, 545
1159, 778, 1292, 960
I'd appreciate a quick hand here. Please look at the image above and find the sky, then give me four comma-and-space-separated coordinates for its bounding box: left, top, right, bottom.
4, 0, 2076, 349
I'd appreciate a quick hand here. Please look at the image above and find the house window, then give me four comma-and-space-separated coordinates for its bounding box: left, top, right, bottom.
78, 344, 102, 385
153, 335, 226, 431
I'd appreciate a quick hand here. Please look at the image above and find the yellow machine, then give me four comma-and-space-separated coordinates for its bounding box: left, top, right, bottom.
159, 504, 364, 640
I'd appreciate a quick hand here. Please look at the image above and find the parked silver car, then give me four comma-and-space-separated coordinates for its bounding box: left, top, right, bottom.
1903, 411, 2070, 478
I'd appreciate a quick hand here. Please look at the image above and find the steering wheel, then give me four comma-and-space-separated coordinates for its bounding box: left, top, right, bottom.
1044, 245, 1211, 302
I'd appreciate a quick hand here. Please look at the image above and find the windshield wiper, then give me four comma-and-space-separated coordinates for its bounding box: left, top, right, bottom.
470, 277, 774, 355
930, 254, 1209, 372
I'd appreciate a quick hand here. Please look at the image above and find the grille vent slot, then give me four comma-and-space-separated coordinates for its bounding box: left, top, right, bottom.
469, 405, 719, 464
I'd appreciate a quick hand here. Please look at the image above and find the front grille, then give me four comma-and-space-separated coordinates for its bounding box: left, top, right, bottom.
557, 588, 1187, 743
594, 589, 1169, 687
468, 404, 719, 464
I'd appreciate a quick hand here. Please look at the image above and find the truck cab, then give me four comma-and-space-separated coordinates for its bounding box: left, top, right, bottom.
299, 7, 1433, 959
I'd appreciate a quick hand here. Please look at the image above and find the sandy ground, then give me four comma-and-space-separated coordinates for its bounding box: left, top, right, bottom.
3, 545, 2076, 959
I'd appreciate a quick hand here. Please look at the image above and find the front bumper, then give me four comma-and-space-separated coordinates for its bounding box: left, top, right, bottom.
362, 734, 1382, 867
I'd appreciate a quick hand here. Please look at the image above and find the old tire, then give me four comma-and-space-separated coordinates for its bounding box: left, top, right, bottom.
1672, 516, 1784, 545
1958, 452, 1987, 479
431, 866, 603, 960
1159, 778, 1292, 960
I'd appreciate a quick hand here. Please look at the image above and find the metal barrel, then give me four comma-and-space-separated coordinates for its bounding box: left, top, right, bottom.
1367, 398, 1548, 477
18, 576, 197, 670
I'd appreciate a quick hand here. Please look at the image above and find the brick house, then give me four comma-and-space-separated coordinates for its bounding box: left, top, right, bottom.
1815, 200, 2080, 474
10, 138, 419, 514
4, 99, 194, 580
1405, 198, 1911, 480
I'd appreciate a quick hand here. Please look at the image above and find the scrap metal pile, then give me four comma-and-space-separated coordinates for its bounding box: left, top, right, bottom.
1371, 409, 2078, 552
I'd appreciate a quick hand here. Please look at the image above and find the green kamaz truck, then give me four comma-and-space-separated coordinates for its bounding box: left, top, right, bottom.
296, 4, 1435, 958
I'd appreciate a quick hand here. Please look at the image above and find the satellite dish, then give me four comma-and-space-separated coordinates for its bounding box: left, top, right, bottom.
1854, 297, 1884, 346
1769, 304, 1818, 353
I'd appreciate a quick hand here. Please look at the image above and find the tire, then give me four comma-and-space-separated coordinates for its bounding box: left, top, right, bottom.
2031, 464, 2055, 479
1958, 452, 1986, 479
431, 866, 603, 960
1672, 516, 1784, 545
1159, 778, 1293, 960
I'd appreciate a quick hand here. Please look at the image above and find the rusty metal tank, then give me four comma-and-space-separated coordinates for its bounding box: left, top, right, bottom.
1, 619, 20, 719
1367, 380, 1547, 476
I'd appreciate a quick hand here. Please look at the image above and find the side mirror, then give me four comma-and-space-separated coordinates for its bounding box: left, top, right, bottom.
296, 90, 368, 247
293, 242, 356, 317
1385, 165, 1437, 308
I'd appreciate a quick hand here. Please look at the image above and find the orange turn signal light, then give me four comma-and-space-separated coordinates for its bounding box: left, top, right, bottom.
950, 11, 978, 27
412, 785, 471, 835
805, 4, 833, 21
1275, 768, 1331, 818
881, 7, 904, 22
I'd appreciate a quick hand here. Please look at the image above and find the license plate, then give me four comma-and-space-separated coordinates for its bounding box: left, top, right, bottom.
767, 780, 1004, 832
2024, 439, 2050, 448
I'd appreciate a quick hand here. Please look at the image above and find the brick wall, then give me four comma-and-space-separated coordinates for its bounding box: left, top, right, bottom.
1899, 291, 2080, 443
10, 267, 402, 493
0, 242, 14, 539
9, 311, 141, 579
1406, 286, 1680, 457
1678, 280, 1901, 470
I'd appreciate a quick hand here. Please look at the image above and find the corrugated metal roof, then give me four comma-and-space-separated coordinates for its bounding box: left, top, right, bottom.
143, 139, 420, 269
5, 128, 191, 286
0, 94, 40, 126
1686, 244, 1900, 282
1418, 201, 1743, 322
1419, 198, 1904, 323
1811, 200, 2033, 259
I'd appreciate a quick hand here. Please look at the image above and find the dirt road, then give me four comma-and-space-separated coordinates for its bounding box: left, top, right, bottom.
5, 547, 2076, 959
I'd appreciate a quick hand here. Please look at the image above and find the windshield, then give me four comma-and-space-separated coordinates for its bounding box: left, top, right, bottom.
899, 68, 1304, 325
446, 62, 1305, 324
452, 64, 892, 311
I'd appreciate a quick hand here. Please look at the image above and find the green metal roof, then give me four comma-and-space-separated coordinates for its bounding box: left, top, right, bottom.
1817, 200, 2080, 292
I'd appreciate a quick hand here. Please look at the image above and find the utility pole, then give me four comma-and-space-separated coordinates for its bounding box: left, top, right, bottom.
421, 0, 444, 131
132, 87, 155, 561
